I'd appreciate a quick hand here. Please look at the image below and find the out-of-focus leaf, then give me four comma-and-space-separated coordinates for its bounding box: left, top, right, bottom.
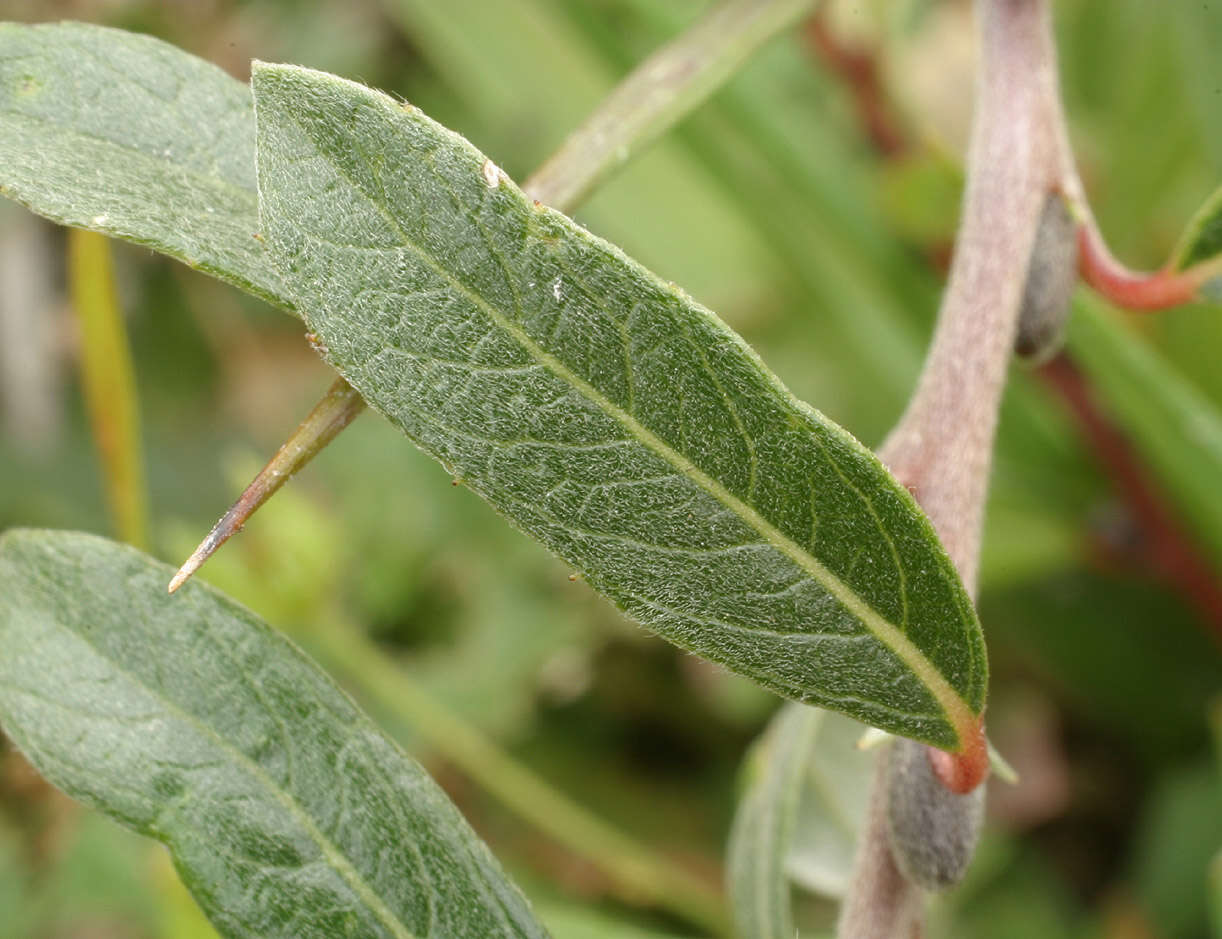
1172, 184, 1222, 271
68, 229, 148, 549
0, 22, 291, 309
1129, 761, 1222, 939
0, 813, 31, 936
727, 703, 873, 937
0, 529, 548, 939
876, 153, 963, 249
525, 0, 816, 211
253, 62, 987, 749
537, 904, 688, 939
982, 568, 1220, 764
1171, 183, 1222, 299
1066, 297, 1222, 568
727, 703, 820, 939
785, 712, 875, 898
929, 837, 1089, 939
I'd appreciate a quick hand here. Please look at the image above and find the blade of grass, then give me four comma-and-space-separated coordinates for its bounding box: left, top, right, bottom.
526, 0, 817, 209
67, 229, 148, 549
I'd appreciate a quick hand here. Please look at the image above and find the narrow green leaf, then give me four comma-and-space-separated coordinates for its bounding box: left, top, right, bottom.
0, 21, 291, 309
727, 704, 873, 938
0, 529, 548, 939
784, 712, 874, 899
726, 703, 821, 939
251, 63, 987, 748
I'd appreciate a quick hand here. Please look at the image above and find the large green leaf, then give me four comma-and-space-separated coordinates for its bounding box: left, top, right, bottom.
0, 528, 548, 939
251, 63, 987, 749
0, 21, 290, 309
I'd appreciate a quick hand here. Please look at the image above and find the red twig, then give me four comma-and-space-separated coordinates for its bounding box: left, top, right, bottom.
1076, 222, 1204, 310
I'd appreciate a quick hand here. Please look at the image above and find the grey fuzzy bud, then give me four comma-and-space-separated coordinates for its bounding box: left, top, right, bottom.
885, 737, 985, 891
1014, 192, 1079, 361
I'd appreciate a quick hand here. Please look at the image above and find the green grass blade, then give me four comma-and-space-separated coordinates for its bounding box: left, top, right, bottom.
525, 0, 816, 210
1067, 297, 1222, 568
67, 229, 149, 549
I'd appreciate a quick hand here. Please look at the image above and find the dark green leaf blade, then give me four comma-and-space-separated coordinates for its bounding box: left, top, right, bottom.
252, 63, 987, 749
0, 528, 548, 939
0, 21, 291, 309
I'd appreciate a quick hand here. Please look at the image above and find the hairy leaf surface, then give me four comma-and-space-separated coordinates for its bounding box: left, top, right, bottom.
252, 63, 987, 748
0, 529, 548, 939
0, 21, 291, 308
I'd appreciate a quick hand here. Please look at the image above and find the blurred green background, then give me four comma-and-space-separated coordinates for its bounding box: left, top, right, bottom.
0, 0, 1219, 936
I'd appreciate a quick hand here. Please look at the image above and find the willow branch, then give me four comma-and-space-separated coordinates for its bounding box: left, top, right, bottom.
839, 0, 1072, 934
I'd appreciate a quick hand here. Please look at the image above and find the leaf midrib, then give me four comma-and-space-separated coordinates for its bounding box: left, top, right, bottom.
265, 72, 975, 744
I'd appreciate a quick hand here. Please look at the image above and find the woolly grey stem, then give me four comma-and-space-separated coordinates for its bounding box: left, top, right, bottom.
879, 0, 1064, 589
836, 745, 924, 939
839, 0, 1072, 934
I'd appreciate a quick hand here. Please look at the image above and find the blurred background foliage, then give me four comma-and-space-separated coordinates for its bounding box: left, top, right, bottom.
0, 0, 1219, 936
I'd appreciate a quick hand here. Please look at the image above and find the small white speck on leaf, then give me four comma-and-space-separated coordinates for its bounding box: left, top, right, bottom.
92, 214, 108, 226
553, 277, 563, 302
481, 158, 501, 188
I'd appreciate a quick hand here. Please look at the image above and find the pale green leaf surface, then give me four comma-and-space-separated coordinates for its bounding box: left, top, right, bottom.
726, 702, 820, 939
0, 22, 291, 309
0, 529, 548, 939
251, 63, 986, 748
1173, 183, 1222, 273
727, 704, 873, 938
784, 710, 873, 899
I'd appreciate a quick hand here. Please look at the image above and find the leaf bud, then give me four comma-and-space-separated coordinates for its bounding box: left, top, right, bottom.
1014, 191, 1079, 361
885, 736, 985, 890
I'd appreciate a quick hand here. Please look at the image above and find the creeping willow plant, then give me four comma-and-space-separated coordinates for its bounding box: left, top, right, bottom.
0, 1, 1219, 937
